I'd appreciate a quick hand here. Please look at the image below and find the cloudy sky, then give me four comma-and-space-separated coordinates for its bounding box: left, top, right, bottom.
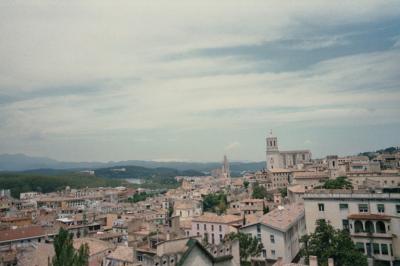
1, 1, 400, 162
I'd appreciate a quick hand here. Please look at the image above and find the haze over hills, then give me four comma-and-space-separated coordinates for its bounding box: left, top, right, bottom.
0, 153, 265, 172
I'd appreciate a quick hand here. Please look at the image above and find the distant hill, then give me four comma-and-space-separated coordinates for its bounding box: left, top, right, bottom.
358, 146, 400, 159
94, 165, 205, 179
0, 153, 265, 172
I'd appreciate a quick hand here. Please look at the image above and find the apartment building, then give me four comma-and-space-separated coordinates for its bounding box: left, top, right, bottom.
304, 189, 400, 266
191, 213, 243, 245
240, 203, 305, 264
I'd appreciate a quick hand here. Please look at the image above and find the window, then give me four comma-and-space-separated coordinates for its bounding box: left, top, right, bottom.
381, 244, 388, 255
342, 220, 349, 231
356, 242, 365, 253
366, 243, 372, 256
373, 243, 380, 255
257, 224, 261, 233
376, 221, 386, 233
318, 203, 325, 211
270, 234, 275, 243
262, 249, 266, 258
211, 225, 214, 231
204, 224, 207, 230
219, 234, 223, 241
197, 223, 199, 230
271, 250, 276, 256
219, 225, 222, 232
396, 205, 400, 214
358, 204, 368, 213
211, 233, 215, 244
377, 204, 385, 213
339, 203, 348, 210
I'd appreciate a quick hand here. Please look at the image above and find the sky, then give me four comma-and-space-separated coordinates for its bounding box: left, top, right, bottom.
0, 1, 400, 162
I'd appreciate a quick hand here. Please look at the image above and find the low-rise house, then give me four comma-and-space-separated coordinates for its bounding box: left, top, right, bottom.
140, 237, 240, 266
174, 200, 202, 221
73, 238, 115, 266
240, 203, 305, 264
0, 226, 50, 250
105, 245, 136, 266
191, 213, 243, 245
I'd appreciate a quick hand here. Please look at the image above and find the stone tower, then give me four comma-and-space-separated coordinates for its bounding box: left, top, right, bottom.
222, 155, 230, 178
266, 130, 281, 170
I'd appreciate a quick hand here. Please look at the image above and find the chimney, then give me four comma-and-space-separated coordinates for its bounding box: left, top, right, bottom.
309, 256, 318, 266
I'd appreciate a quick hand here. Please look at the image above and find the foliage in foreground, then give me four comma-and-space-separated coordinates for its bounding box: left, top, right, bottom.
52, 228, 89, 266
225, 232, 263, 266
300, 220, 367, 266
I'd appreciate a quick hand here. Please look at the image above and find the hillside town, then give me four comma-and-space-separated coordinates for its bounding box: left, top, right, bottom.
0, 133, 399, 266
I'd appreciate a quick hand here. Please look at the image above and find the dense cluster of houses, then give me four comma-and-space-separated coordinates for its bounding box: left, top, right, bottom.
0, 135, 399, 266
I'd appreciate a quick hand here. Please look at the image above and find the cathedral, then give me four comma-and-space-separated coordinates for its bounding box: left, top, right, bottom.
266, 131, 311, 170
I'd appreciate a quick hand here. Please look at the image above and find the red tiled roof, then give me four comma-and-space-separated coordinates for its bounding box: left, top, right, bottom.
0, 226, 46, 242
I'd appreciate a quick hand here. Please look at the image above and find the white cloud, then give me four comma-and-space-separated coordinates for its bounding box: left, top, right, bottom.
225, 142, 241, 151
0, 0, 399, 161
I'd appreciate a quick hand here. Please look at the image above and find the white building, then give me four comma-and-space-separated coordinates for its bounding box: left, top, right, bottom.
240, 204, 305, 264
266, 131, 311, 170
191, 213, 243, 245
303, 190, 400, 265
174, 200, 202, 221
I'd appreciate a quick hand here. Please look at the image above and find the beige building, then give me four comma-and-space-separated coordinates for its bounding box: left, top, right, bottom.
174, 200, 202, 221
191, 213, 243, 245
303, 189, 400, 265
240, 204, 306, 264
292, 171, 328, 190
266, 132, 311, 170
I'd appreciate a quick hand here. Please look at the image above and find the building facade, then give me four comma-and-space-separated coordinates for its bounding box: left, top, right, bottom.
240, 204, 306, 264
303, 190, 400, 266
266, 132, 311, 170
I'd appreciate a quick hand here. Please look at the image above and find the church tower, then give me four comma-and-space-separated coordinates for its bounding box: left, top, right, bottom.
266, 130, 281, 170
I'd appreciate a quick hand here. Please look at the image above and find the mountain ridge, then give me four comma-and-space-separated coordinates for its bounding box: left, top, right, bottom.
0, 153, 265, 172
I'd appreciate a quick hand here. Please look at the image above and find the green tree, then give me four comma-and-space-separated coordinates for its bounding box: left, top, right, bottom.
279, 187, 287, 198
202, 192, 227, 214
226, 232, 263, 266
300, 220, 367, 266
243, 180, 249, 189
252, 182, 271, 200
263, 205, 269, 214
322, 176, 353, 189
52, 228, 89, 266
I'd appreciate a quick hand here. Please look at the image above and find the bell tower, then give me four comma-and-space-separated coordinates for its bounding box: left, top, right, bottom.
266, 130, 281, 170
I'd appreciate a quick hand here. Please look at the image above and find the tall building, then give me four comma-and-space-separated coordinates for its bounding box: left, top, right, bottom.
222, 155, 230, 178
266, 131, 312, 170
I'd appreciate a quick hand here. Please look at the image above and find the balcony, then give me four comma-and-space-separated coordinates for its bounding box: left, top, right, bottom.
348, 214, 393, 239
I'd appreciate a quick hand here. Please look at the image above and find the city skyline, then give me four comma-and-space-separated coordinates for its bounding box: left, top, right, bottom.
1, 1, 400, 162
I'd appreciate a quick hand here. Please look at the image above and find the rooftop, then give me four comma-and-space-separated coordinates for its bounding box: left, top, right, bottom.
304, 189, 400, 200
193, 213, 243, 224
244, 204, 304, 232
288, 185, 306, 193
0, 226, 46, 242
107, 245, 134, 263
73, 238, 114, 256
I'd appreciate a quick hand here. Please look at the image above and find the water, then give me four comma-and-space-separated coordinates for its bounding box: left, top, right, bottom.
125, 178, 143, 184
